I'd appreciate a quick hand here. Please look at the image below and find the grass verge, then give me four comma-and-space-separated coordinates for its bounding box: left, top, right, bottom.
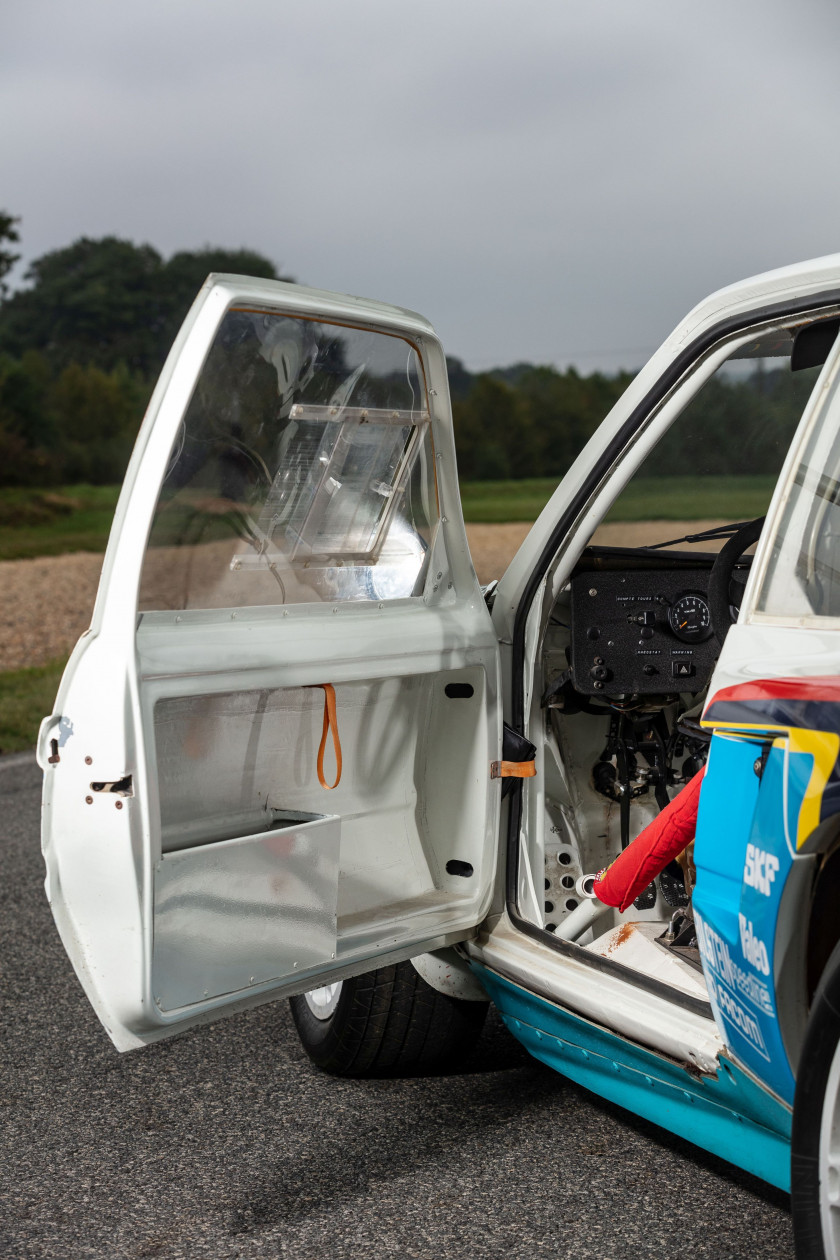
459, 474, 779, 523
0, 484, 120, 561
0, 658, 67, 754
0, 475, 780, 560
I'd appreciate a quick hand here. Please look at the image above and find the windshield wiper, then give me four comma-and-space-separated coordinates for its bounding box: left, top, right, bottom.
641, 521, 755, 551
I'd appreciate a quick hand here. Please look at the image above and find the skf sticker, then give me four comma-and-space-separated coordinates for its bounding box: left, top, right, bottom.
743, 844, 780, 896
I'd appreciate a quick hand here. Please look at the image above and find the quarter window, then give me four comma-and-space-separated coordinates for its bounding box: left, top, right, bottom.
755, 359, 840, 618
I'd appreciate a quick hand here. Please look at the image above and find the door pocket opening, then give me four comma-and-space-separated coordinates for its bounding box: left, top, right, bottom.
153, 811, 340, 1011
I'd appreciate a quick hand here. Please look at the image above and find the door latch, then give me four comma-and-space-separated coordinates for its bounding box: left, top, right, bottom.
90, 775, 133, 797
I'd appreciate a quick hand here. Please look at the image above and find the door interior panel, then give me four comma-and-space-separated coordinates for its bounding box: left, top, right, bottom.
146, 663, 492, 998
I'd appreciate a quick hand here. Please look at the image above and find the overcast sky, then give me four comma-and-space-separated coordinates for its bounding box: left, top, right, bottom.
3, 0, 840, 373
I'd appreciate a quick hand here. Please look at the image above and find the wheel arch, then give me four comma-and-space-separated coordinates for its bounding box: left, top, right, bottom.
777, 821, 840, 1079
805, 826, 840, 1001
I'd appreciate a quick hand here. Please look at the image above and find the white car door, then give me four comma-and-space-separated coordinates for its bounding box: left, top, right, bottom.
39, 276, 502, 1051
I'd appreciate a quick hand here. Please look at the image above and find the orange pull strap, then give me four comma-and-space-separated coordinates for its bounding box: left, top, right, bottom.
490, 760, 537, 780
314, 683, 342, 790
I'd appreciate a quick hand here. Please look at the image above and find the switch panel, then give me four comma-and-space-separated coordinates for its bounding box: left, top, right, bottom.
569, 568, 719, 696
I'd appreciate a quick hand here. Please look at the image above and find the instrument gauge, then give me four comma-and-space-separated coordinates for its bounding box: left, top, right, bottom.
668, 593, 712, 642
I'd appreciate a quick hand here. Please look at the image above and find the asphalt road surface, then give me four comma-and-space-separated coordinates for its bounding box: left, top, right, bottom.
1, 752, 794, 1260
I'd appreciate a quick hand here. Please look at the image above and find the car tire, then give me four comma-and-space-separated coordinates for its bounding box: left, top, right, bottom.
792, 939, 840, 1259
289, 960, 488, 1078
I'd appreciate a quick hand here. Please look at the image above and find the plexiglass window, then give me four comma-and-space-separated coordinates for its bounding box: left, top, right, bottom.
139, 310, 437, 610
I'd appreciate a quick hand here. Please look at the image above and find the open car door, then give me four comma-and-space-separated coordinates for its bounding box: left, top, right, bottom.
39, 277, 502, 1050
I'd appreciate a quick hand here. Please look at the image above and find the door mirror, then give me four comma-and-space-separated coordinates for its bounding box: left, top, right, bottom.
791, 319, 840, 372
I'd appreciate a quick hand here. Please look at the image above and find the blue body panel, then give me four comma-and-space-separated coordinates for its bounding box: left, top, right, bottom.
475, 963, 792, 1191
693, 735, 797, 1103
694, 682, 840, 1105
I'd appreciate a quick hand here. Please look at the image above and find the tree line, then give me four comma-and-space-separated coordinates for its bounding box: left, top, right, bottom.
0, 214, 813, 489
0, 221, 284, 486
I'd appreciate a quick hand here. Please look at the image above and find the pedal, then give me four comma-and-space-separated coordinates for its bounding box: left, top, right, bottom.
633, 882, 656, 910
658, 869, 689, 908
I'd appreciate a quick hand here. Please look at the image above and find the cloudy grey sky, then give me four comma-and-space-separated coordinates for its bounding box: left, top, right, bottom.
3, 0, 840, 373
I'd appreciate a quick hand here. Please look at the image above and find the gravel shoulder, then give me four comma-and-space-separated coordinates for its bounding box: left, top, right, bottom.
0, 521, 729, 673
0, 552, 104, 672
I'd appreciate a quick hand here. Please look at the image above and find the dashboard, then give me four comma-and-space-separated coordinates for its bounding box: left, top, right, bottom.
569, 556, 720, 697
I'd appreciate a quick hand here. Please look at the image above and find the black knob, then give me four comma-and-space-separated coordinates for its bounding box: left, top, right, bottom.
587, 627, 600, 641
643, 664, 657, 676
590, 664, 609, 682
640, 626, 654, 640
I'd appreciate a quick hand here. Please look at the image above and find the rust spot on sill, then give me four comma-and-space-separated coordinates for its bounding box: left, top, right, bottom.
603, 921, 636, 955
